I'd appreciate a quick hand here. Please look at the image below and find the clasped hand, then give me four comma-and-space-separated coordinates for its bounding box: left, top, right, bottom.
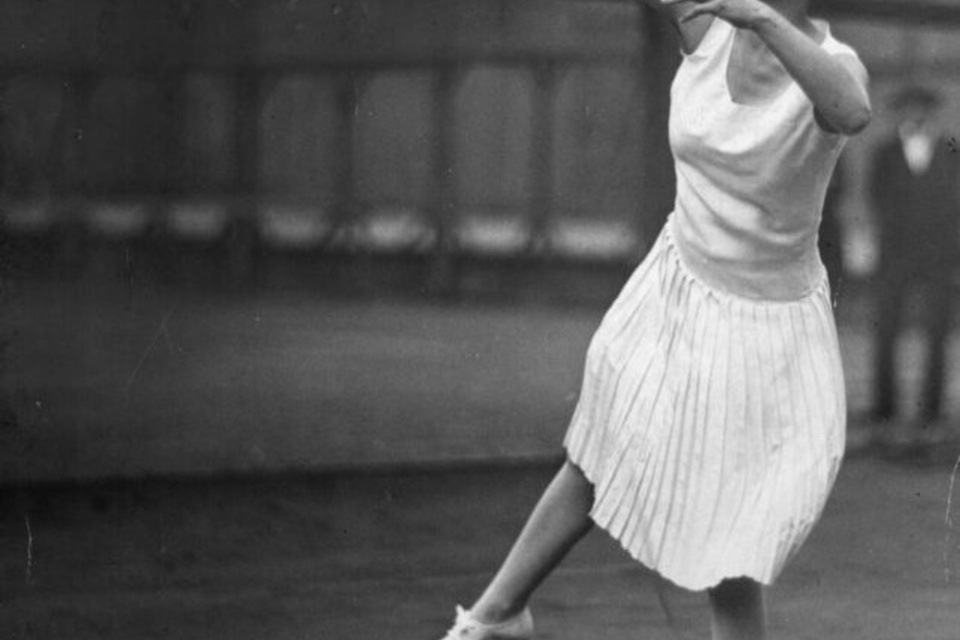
660, 0, 772, 28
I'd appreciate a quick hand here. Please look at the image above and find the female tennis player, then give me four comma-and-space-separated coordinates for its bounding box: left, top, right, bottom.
440, 1, 870, 638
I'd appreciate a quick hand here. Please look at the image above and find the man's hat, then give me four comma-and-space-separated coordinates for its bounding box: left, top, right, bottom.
890, 84, 943, 111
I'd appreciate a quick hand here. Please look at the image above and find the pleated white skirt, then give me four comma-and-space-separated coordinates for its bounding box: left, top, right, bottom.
564, 222, 846, 591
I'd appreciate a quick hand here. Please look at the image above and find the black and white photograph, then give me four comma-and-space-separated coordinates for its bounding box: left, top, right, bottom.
1, 1, 960, 638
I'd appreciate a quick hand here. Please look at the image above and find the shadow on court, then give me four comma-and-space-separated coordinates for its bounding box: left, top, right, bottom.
3, 456, 960, 639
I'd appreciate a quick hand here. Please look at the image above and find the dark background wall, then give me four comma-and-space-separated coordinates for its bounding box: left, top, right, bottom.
3, 1, 960, 481
0, 0, 679, 257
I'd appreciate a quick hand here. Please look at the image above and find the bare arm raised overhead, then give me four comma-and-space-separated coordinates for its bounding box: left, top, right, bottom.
663, 0, 871, 134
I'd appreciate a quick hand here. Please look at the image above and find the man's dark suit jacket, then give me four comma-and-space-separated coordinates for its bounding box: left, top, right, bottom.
870, 135, 960, 275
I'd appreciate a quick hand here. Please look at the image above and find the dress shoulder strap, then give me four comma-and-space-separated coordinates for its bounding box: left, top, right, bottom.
817, 23, 859, 59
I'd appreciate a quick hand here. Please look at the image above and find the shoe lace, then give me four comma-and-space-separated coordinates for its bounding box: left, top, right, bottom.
443, 606, 478, 638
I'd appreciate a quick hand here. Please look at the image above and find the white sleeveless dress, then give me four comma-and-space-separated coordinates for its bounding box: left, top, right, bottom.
564, 18, 865, 591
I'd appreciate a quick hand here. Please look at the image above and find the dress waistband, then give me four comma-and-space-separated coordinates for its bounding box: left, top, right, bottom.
666, 216, 827, 303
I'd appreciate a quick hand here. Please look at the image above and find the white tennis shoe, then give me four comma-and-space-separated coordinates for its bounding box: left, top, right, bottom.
439, 605, 534, 640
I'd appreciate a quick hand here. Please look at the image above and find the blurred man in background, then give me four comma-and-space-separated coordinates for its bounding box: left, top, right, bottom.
869, 85, 960, 438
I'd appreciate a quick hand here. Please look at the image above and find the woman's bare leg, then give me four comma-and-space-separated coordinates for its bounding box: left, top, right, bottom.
468, 459, 595, 623
708, 578, 766, 640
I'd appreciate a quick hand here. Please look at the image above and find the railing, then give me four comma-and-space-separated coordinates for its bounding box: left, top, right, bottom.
0, 1, 685, 298
3, 0, 957, 295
